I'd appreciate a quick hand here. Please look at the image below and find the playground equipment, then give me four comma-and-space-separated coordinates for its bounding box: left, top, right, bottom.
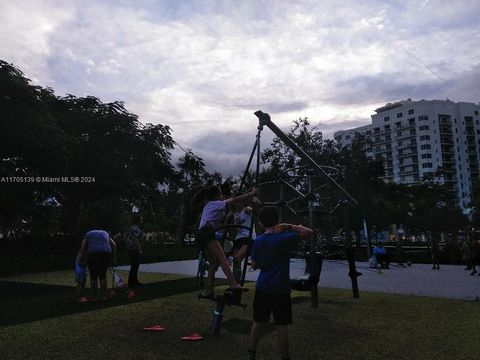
250, 111, 360, 301
198, 110, 361, 332
198, 288, 247, 335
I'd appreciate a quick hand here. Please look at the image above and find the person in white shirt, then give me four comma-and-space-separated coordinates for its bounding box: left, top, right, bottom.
194, 185, 257, 296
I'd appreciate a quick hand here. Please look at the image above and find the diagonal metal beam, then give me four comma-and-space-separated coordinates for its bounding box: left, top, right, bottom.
254, 110, 357, 205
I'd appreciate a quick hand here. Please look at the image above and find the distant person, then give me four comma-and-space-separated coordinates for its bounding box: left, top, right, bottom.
430, 235, 444, 270
461, 237, 473, 271
74, 251, 88, 303
373, 242, 391, 269
127, 215, 145, 288
396, 225, 406, 267
370, 226, 377, 242
79, 230, 117, 301
470, 238, 480, 276
247, 206, 313, 360
396, 237, 406, 267
194, 185, 257, 297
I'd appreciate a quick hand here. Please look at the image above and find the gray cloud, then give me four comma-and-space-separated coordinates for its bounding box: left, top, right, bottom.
233, 101, 309, 113
2, 0, 480, 176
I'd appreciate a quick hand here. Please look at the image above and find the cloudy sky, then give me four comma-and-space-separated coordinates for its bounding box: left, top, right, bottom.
2, 0, 479, 176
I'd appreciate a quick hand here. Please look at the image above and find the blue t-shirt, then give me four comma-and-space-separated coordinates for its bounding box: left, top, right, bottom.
373, 246, 386, 255
85, 230, 111, 254
251, 232, 300, 295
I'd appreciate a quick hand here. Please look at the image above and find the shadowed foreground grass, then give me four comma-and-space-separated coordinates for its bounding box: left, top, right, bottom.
0, 270, 479, 360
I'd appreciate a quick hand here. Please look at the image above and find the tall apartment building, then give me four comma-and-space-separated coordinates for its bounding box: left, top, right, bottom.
334, 99, 480, 210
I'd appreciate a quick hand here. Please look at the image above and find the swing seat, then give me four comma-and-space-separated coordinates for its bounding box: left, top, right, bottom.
291, 255, 322, 291
291, 273, 320, 291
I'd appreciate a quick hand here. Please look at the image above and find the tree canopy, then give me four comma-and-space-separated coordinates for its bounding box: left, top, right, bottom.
0, 60, 178, 237
0, 60, 470, 246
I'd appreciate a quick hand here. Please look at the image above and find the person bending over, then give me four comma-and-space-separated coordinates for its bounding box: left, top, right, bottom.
79, 229, 117, 301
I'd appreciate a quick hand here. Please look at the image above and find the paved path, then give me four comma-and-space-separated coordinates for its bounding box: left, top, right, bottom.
119, 260, 480, 300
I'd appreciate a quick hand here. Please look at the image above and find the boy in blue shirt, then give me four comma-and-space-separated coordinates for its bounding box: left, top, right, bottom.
247, 206, 313, 360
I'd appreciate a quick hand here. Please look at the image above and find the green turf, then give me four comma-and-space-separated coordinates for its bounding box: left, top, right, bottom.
0, 271, 479, 360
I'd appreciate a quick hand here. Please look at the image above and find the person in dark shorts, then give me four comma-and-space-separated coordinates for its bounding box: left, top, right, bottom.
126, 215, 145, 287
247, 206, 313, 360
193, 185, 257, 297
79, 229, 117, 301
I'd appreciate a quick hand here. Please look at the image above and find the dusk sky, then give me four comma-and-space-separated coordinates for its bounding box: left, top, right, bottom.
2, 0, 479, 176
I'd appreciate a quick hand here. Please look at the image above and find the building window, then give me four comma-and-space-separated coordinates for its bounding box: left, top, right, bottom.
346, 135, 350, 140
408, 109, 414, 115
366, 130, 371, 135
475, 111, 479, 116
419, 125, 429, 131
422, 163, 433, 168
397, 112, 403, 118
421, 153, 432, 159
420, 135, 430, 141
419, 115, 429, 121
384, 116, 390, 122
384, 125, 390, 131
398, 141, 403, 146
397, 131, 402, 137
421, 144, 431, 150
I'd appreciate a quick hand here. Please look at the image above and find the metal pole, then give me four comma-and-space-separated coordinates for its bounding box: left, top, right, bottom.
237, 135, 259, 194
363, 218, 371, 258
307, 175, 319, 307
279, 183, 284, 220
343, 205, 360, 298
254, 111, 357, 205
240, 125, 262, 286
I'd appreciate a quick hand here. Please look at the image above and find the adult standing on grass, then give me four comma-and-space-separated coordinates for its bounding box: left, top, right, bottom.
79, 229, 117, 301
127, 215, 145, 288
247, 206, 313, 360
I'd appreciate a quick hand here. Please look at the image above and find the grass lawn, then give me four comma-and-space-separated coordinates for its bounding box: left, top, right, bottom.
1, 270, 479, 360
